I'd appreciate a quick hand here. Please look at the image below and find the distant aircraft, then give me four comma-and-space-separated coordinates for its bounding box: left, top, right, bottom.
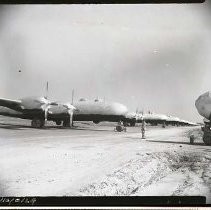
72, 98, 129, 124
141, 113, 168, 127
0, 96, 76, 128
165, 116, 180, 126
125, 112, 167, 127
126, 111, 196, 127
125, 112, 169, 127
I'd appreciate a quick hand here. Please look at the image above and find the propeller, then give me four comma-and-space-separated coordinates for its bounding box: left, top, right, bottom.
38, 98, 57, 123
63, 103, 76, 127
35, 97, 76, 127
41, 102, 53, 123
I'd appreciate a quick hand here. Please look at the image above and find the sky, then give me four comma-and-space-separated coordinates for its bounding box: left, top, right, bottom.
0, 2, 210, 122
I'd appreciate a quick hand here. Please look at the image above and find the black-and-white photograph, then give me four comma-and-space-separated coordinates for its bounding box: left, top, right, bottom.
0, 2, 210, 204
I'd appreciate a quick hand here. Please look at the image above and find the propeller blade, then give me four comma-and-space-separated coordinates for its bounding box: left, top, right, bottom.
63, 103, 76, 110
42, 104, 51, 123
44, 107, 48, 122
68, 109, 73, 127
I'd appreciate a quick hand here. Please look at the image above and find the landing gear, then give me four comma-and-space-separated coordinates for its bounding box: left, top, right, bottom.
55, 120, 62, 126
201, 123, 211, 146
203, 135, 211, 146
63, 119, 71, 128
130, 121, 136, 127
123, 121, 127, 127
162, 122, 166, 128
202, 125, 211, 146
63, 111, 73, 128
93, 120, 100, 124
31, 119, 45, 128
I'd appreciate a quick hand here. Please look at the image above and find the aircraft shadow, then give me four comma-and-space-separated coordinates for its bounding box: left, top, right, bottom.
0, 122, 113, 132
0, 123, 32, 130
147, 139, 205, 146
0, 122, 67, 130
72, 127, 114, 132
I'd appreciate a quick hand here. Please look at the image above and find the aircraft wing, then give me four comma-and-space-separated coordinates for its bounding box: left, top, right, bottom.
0, 98, 22, 111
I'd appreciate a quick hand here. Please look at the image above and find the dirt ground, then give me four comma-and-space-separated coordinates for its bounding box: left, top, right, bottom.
0, 117, 210, 203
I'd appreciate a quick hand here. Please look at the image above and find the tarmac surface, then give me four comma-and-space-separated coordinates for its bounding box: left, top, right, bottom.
0, 117, 210, 203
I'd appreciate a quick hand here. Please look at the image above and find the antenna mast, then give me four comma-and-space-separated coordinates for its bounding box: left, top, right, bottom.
71, 89, 74, 105
45, 81, 49, 99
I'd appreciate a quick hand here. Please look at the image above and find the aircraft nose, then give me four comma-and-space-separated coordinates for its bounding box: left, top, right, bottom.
195, 95, 201, 110
195, 92, 211, 120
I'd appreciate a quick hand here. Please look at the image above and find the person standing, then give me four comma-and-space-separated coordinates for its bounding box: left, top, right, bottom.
141, 119, 146, 139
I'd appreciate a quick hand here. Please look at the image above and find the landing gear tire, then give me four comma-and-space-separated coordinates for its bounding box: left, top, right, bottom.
93, 120, 100, 124
56, 120, 62, 126
63, 120, 70, 127
203, 135, 211, 146
31, 119, 45, 128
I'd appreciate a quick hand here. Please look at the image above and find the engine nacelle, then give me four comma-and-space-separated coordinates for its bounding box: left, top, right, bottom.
20, 97, 49, 110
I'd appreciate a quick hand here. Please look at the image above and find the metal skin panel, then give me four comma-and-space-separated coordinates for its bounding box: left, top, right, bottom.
72, 100, 128, 123
74, 100, 128, 116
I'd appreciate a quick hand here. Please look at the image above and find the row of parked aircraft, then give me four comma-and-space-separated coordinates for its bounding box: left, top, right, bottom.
0, 96, 128, 128
126, 111, 197, 127
0, 93, 197, 128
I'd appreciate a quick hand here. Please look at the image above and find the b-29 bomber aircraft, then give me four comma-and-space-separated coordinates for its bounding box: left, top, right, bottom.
0, 96, 76, 128
73, 98, 129, 124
